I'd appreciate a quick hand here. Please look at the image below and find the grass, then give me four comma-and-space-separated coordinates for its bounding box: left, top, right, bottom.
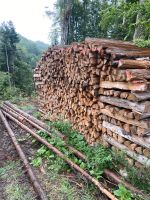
18, 103, 35, 112
35, 165, 97, 200
44, 120, 150, 197
32, 111, 42, 119
0, 160, 36, 200
1, 97, 149, 200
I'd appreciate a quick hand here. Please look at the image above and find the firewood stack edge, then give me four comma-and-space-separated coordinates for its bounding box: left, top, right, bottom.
34, 38, 150, 167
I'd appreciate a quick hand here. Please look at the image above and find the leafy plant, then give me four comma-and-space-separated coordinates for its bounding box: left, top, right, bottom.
134, 39, 150, 48
114, 184, 133, 200
31, 121, 150, 196
31, 157, 42, 167
34, 122, 112, 180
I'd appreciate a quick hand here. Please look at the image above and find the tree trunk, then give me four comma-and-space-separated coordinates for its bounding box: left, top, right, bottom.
133, 0, 145, 41
5, 44, 11, 88
0, 110, 48, 200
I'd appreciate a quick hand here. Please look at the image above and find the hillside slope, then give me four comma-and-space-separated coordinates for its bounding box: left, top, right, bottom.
17, 35, 49, 68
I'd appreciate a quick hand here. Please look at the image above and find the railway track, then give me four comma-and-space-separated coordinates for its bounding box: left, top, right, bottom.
0, 102, 149, 200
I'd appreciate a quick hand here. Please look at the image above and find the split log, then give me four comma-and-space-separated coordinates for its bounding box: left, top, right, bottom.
0, 110, 48, 200
99, 89, 150, 102
118, 59, 150, 69
102, 135, 150, 167
99, 96, 150, 114
130, 92, 150, 102
126, 69, 150, 81
100, 81, 149, 91
102, 121, 150, 149
2, 111, 117, 200
107, 69, 150, 82
100, 108, 150, 129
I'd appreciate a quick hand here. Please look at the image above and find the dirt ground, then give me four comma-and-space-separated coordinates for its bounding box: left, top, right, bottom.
0, 119, 38, 200
0, 102, 108, 200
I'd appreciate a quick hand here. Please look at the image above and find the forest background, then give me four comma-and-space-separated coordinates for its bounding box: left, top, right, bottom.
0, 0, 150, 100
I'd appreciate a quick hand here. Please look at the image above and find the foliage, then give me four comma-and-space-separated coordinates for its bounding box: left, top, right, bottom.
125, 166, 150, 194
32, 122, 112, 180
2, 86, 21, 100
0, 72, 10, 96
111, 148, 150, 194
47, 0, 150, 44
59, 179, 94, 200
17, 35, 49, 68
100, 0, 150, 40
47, 0, 104, 44
31, 156, 42, 167
134, 39, 150, 48
0, 71, 21, 100
0, 160, 35, 200
13, 58, 34, 95
0, 21, 19, 72
0, 21, 49, 98
32, 111, 42, 119
30, 120, 150, 196
114, 184, 133, 200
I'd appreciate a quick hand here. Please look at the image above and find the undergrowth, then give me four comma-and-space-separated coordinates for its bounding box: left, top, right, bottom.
31, 120, 150, 200
0, 160, 36, 200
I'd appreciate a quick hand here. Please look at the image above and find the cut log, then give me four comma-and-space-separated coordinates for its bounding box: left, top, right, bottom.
2, 110, 117, 200
4, 102, 65, 139
100, 81, 149, 91
131, 92, 150, 102
3, 104, 146, 197
118, 59, 150, 69
100, 96, 150, 114
100, 109, 150, 129
102, 134, 150, 167
0, 110, 48, 200
102, 121, 150, 149
126, 69, 150, 81
1, 105, 86, 161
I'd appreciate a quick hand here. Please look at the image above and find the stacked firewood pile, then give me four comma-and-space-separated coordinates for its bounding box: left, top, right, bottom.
34, 38, 150, 167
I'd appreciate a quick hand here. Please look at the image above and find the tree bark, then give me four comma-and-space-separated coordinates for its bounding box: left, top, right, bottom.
102, 134, 150, 167
103, 121, 150, 149
0, 110, 48, 200
100, 81, 149, 91
100, 95, 150, 114
2, 110, 118, 200
133, 0, 145, 41
5, 44, 11, 88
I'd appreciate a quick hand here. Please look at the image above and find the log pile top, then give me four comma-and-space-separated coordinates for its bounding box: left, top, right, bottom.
34, 38, 150, 168
85, 38, 150, 57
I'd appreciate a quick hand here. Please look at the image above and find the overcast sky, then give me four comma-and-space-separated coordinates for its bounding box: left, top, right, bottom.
0, 0, 56, 44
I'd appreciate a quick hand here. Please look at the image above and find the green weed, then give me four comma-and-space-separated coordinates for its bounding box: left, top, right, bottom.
5, 183, 34, 200
19, 104, 35, 112
0, 160, 35, 200
30, 120, 150, 199
32, 111, 41, 119
114, 184, 133, 200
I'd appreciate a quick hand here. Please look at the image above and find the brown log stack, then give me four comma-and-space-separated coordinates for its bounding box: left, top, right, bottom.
34, 38, 150, 167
